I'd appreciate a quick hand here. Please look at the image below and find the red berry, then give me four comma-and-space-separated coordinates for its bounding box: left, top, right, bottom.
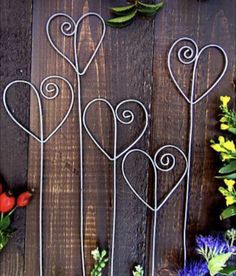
0, 192, 15, 213
17, 191, 32, 207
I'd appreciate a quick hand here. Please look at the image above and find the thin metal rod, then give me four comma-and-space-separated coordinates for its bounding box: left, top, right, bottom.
167, 37, 228, 266
39, 143, 44, 276
77, 75, 86, 276
111, 125, 117, 276
152, 211, 157, 276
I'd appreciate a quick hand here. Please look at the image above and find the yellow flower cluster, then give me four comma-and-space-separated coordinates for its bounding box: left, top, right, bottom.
211, 136, 236, 161
220, 96, 231, 130
219, 179, 236, 206
219, 96, 236, 134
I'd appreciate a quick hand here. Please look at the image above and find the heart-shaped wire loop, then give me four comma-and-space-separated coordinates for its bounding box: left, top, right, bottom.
3, 76, 74, 143
168, 37, 228, 105
122, 145, 188, 213
83, 98, 149, 160
46, 12, 106, 76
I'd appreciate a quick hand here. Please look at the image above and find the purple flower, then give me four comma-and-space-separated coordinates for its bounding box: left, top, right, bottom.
196, 235, 229, 261
178, 261, 208, 276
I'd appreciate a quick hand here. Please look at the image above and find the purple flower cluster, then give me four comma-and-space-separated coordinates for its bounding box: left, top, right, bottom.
196, 235, 229, 260
178, 233, 235, 275
178, 261, 208, 276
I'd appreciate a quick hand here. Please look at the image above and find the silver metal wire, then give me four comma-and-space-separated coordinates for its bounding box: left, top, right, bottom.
83, 98, 148, 276
46, 12, 106, 276
3, 76, 74, 276
167, 37, 228, 266
122, 146, 188, 276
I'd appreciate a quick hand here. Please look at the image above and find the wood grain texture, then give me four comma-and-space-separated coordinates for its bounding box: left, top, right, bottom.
152, 0, 236, 274
0, 0, 32, 275
0, 0, 235, 275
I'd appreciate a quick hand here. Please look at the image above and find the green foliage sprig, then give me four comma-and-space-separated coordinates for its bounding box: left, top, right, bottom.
107, 1, 164, 28
179, 229, 236, 275
132, 265, 144, 276
0, 213, 13, 251
225, 228, 236, 247
211, 96, 236, 220
91, 247, 109, 276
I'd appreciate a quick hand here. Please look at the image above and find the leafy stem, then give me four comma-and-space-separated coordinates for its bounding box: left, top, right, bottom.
90, 247, 109, 276
107, 1, 164, 28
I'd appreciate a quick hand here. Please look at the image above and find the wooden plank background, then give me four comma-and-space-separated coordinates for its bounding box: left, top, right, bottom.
0, 0, 235, 275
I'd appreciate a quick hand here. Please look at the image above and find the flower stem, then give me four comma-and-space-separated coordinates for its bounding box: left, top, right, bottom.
7, 206, 17, 217
231, 237, 235, 247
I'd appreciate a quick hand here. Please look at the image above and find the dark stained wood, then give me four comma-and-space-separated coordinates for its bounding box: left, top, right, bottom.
152, 0, 236, 274
0, 0, 32, 275
0, 0, 235, 275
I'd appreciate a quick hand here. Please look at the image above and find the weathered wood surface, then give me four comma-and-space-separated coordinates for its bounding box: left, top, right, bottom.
0, 0, 236, 275
0, 0, 32, 275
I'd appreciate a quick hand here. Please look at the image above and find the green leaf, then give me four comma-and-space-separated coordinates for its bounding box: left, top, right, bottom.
101, 250, 107, 258
219, 160, 236, 174
220, 205, 236, 220
106, 21, 132, 28
111, 4, 136, 15
208, 253, 232, 276
220, 266, 236, 275
138, 1, 164, 10
228, 128, 236, 134
137, 8, 158, 16
0, 231, 10, 251
0, 216, 11, 231
107, 10, 137, 23
137, 1, 164, 16
216, 173, 236, 179
106, 10, 137, 28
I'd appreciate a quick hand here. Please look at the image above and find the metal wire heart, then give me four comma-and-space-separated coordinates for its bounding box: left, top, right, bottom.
122, 145, 188, 212
82, 98, 148, 161
168, 37, 228, 105
46, 12, 106, 76
3, 76, 74, 143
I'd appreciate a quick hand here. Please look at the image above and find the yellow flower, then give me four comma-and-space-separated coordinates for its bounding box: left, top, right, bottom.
211, 144, 226, 153
211, 136, 236, 161
211, 137, 227, 153
223, 140, 236, 152
224, 179, 236, 192
219, 136, 225, 144
226, 195, 236, 206
221, 123, 230, 130
220, 96, 231, 108
220, 117, 228, 123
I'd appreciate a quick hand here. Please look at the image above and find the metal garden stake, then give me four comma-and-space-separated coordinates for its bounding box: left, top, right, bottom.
167, 37, 228, 266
